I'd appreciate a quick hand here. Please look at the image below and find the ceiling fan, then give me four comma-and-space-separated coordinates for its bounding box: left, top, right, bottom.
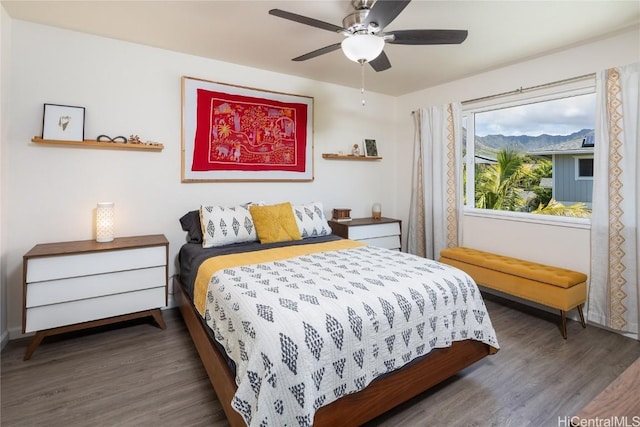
269, 0, 468, 72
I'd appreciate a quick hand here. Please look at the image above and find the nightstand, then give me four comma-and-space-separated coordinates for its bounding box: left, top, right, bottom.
328, 217, 402, 250
22, 234, 169, 360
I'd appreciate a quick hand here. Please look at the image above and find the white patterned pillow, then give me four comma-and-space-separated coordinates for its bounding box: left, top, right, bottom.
200, 204, 257, 248
292, 201, 332, 239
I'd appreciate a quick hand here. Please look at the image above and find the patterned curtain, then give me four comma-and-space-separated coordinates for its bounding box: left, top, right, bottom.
407, 104, 463, 260
588, 63, 639, 336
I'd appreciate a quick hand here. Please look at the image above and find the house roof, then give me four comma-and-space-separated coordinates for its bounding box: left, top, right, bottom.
528, 137, 595, 156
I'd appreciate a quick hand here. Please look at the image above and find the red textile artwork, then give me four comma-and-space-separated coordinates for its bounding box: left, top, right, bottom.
191, 89, 308, 172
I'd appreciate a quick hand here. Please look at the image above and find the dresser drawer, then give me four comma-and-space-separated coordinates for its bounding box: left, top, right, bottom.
25, 286, 166, 333
26, 266, 166, 308
358, 235, 401, 250
26, 246, 166, 283
348, 222, 401, 240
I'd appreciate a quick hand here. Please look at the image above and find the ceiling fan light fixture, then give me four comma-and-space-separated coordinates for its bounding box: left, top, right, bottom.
341, 34, 384, 63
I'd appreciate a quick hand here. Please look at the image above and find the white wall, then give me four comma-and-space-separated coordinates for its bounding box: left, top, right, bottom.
394, 27, 640, 282
4, 16, 639, 340
0, 6, 11, 349
3, 19, 399, 336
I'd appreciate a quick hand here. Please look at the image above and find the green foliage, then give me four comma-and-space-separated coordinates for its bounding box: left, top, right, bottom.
531, 199, 592, 218
474, 148, 591, 218
525, 157, 553, 211
474, 147, 536, 211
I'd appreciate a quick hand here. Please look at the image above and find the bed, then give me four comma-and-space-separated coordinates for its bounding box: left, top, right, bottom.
175, 203, 499, 427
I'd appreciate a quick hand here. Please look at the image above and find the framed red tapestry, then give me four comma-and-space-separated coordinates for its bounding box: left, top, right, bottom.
181, 76, 314, 182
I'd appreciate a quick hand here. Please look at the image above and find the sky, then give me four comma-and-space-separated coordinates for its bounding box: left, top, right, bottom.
474, 92, 596, 137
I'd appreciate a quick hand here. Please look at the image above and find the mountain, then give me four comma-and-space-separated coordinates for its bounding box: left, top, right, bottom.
476, 129, 594, 154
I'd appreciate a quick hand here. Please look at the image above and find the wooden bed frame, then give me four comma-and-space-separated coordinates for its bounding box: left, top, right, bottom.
174, 276, 493, 426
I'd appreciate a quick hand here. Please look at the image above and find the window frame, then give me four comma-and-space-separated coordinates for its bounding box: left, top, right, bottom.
574, 155, 594, 180
461, 77, 596, 226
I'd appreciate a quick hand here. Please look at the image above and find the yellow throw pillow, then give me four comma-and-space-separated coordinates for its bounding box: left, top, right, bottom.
249, 202, 302, 244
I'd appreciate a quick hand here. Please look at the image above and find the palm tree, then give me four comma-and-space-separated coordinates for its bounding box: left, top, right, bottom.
525, 157, 553, 211
475, 147, 536, 211
474, 148, 592, 217
532, 199, 591, 217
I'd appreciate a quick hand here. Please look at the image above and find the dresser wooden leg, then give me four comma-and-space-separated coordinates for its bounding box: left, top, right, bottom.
23, 310, 167, 360
23, 331, 46, 361
151, 308, 167, 330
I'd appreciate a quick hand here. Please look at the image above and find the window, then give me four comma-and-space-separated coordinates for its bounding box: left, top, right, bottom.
575, 156, 594, 179
462, 79, 596, 220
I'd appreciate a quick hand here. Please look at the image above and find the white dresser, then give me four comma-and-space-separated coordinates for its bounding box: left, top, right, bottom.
22, 234, 168, 360
328, 217, 402, 250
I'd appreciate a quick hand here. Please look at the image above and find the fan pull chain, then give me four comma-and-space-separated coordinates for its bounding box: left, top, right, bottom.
360, 61, 366, 106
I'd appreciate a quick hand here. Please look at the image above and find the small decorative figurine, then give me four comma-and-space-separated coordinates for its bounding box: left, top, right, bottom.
352, 144, 361, 156
332, 208, 352, 222
97, 133, 162, 147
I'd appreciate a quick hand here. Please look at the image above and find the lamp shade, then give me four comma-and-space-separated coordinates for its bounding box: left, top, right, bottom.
372, 202, 382, 220
341, 34, 385, 63
96, 202, 115, 242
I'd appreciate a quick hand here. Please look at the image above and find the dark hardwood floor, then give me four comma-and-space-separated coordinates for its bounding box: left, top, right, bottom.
2, 294, 639, 427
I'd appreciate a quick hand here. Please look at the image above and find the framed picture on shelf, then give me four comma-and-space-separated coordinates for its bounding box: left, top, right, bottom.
181, 76, 314, 182
364, 139, 378, 157
42, 103, 85, 141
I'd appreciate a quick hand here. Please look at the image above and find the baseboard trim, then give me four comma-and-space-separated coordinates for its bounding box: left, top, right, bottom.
7, 326, 30, 342
166, 293, 176, 310
1, 329, 9, 350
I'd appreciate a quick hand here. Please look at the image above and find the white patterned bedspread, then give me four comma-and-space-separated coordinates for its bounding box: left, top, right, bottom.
203, 245, 499, 427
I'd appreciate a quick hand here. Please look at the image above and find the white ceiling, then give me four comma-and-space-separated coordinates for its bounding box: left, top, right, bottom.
2, 1, 639, 96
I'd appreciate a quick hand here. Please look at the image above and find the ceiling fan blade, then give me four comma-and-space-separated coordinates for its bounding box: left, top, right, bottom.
269, 9, 345, 33
369, 51, 391, 72
387, 29, 468, 45
292, 43, 343, 62
364, 0, 411, 30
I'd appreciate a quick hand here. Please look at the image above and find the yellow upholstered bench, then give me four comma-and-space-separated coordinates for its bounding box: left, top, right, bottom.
440, 247, 587, 338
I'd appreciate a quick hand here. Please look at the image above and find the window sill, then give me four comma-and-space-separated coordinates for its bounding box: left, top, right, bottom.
463, 208, 591, 230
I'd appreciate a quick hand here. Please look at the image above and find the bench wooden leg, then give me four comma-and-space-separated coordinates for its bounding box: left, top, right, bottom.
560, 310, 568, 339
560, 306, 586, 339
577, 304, 586, 328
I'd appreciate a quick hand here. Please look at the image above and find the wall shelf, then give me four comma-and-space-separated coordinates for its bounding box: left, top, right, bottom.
32, 137, 164, 152
322, 153, 382, 161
